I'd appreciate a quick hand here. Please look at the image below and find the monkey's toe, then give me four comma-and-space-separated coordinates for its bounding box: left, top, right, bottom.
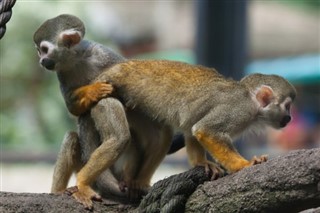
199, 161, 225, 180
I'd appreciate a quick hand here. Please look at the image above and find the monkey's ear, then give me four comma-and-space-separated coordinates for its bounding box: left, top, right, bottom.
255, 85, 274, 108
58, 29, 82, 48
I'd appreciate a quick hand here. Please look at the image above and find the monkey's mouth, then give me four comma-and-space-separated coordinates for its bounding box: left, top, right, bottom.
279, 115, 291, 128
41, 58, 56, 70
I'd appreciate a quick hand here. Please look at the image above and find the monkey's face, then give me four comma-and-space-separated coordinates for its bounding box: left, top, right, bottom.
259, 96, 294, 129
36, 41, 57, 71
36, 43, 75, 71
35, 29, 83, 72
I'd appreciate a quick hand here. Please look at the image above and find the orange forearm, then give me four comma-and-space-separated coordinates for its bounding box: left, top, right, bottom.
68, 82, 113, 116
194, 131, 250, 173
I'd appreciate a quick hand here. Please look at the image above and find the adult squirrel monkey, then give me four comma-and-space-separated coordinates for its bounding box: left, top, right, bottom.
69, 59, 295, 208
94, 60, 295, 173
34, 14, 189, 209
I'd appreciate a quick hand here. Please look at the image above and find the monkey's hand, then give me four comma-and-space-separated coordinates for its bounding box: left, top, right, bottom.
69, 82, 113, 116
196, 161, 226, 181
65, 185, 102, 210
249, 155, 268, 166
229, 155, 268, 173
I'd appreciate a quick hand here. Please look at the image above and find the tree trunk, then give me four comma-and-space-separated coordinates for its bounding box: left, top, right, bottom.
1, 148, 319, 213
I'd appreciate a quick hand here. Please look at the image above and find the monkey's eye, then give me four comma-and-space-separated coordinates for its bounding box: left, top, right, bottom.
285, 103, 291, 111
41, 46, 48, 54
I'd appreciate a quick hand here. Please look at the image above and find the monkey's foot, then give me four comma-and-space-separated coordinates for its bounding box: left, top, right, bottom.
66, 185, 102, 210
197, 161, 225, 180
249, 155, 268, 166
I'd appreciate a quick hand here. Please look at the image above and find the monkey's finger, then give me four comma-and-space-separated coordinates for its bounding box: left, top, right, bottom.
84, 202, 94, 211
204, 164, 213, 178
72, 193, 93, 210
211, 167, 223, 181
251, 155, 268, 165
97, 82, 113, 90
64, 186, 78, 196
100, 85, 113, 92
261, 154, 268, 162
209, 165, 225, 181
92, 194, 102, 202
201, 162, 225, 181
94, 86, 113, 98
77, 196, 94, 210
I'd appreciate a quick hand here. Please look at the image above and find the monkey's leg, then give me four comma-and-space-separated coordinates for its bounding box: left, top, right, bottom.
127, 126, 173, 200
77, 114, 126, 199
185, 136, 224, 179
51, 131, 82, 193
95, 169, 127, 198
71, 98, 130, 210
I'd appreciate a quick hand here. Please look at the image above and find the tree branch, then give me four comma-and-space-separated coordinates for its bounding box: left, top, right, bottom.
1, 148, 319, 213
186, 148, 320, 212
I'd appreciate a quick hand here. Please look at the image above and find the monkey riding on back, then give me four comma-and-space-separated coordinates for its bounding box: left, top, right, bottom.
34, 14, 189, 209
69, 59, 296, 207
34, 14, 296, 209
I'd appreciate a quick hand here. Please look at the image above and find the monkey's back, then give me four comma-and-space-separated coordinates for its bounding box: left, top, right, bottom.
98, 60, 249, 129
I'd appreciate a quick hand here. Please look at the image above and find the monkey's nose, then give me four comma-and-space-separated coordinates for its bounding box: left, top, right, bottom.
280, 115, 291, 128
41, 58, 55, 70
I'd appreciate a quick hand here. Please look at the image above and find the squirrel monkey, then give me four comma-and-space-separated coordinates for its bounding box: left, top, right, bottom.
34, 14, 189, 209
67, 59, 296, 208
93, 60, 296, 173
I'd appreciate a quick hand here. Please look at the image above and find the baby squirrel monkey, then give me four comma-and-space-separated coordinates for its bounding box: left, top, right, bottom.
34, 14, 189, 209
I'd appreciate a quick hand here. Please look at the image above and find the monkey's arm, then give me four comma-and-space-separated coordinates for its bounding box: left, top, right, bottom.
66, 82, 113, 116
192, 108, 267, 173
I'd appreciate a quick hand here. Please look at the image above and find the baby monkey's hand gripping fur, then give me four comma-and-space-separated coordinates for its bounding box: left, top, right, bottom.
94, 60, 296, 173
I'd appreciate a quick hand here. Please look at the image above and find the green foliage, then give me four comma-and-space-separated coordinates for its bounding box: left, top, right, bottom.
0, 2, 90, 151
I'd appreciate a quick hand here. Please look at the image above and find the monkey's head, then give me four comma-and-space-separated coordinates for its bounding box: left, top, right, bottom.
241, 73, 297, 129
33, 14, 85, 71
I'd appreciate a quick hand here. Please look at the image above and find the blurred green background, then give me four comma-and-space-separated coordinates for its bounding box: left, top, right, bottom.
0, 0, 319, 193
